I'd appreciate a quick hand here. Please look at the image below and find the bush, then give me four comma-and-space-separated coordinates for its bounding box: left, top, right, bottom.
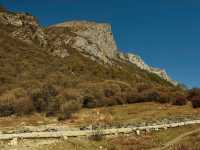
137, 83, 152, 92
88, 128, 103, 141
173, 96, 187, 106
29, 84, 59, 113
0, 88, 34, 116
127, 92, 140, 103
82, 95, 97, 108
188, 88, 200, 101
58, 100, 81, 120
139, 90, 161, 102
107, 145, 119, 150
30, 88, 46, 112
58, 89, 81, 102
45, 96, 60, 116
156, 93, 172, 104
0, 103, 14, 117
13, 96, 34, 115
191, 96, 200, 108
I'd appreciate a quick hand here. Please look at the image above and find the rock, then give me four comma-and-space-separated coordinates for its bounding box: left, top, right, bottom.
0, 11, 47, 47
62, 136, 68, 140
163, 126, 168, 130
136, 130, 140, 135
47, 21, 118, 64
118, 52, 177, 85
145, 128, 150, 133
0, 11, 177, 84
9, 138, 18, 146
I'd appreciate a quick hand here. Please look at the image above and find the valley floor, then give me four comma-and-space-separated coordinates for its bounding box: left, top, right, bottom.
0, 102, 200, 150
0, 125, 200, 150
0, 102, 200, 128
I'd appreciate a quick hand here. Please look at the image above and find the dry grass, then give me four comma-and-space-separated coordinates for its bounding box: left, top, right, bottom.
0, 102, 199, 128
68, 102, 200, 127
168, 130, 200, 150
34, 125, 200, 150
0, 113, 58, 128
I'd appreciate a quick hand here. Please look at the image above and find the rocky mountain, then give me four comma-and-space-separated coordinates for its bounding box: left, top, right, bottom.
118, 53, 177, 85
47, 21, 118, 62
0, 9, 186, 118
0, 10, 176, 85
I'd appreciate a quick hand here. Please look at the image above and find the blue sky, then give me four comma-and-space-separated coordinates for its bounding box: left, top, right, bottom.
1, 0, 200, 88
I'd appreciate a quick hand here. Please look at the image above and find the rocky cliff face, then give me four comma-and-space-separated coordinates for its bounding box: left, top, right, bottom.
0, 10, 177, 85
0, 11, 47, 47
118, 53, 177, 85
47, 21, 118, 63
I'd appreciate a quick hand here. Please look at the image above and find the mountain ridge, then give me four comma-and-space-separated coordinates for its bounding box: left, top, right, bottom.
0, 10, 177, 85
0, 9, 186, 118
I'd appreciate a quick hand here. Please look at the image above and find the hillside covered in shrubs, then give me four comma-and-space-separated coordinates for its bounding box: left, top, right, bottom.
0, 9, 189, 119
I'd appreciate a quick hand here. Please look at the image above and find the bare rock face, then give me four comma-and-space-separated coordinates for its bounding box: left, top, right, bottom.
118, 53, 177, 85
47, 21, 118, 63
0, 11, 47, 47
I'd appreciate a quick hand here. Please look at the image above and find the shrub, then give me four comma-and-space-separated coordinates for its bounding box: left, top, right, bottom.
127, 93, 140, 103
58, 100, 81, 120
29, 84, 59, 113
46, 72, 79, 88
0, 103, 14, 117
58, 89, 81, 102
30, 88, 47, 112
139, 90, 161, 102
82, 95, 97, 108
107, 145, 119, 150
104, 88, 115, 97
45, 96, 60, 116
156, 93, 172, 104
173, 144, 200, 150
137, 83, 152, 92
88, 128, 103, 141
188, 88, 200, 101
173, 95, 187, 106
103, 97, 118, 106
13, 96, 34, 115
174, 145, 189, 150
0, 88, 34, 116
191, 96, 200, 108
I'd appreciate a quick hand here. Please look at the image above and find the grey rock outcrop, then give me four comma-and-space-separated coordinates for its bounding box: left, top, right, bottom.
118, 52, 177, 85
0, 11, 47, 47
47, 21, 118, 63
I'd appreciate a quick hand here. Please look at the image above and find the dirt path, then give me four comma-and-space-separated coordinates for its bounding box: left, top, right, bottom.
0, 119, 200, 140
151, 127, 200, 150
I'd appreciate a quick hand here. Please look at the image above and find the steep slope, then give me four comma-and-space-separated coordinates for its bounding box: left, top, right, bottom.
47, 21, 117, 62
0, 10, 184, 117
118, 53, 177, 84
0, 10, 176, 85
47, 21, 176, 85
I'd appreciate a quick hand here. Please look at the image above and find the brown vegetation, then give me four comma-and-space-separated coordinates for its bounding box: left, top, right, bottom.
0, 21, 187, 118
191, 96, 200, 108
173, 95, 187, 106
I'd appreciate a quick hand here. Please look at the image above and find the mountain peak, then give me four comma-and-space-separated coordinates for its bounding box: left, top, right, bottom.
0, 10, 177, 85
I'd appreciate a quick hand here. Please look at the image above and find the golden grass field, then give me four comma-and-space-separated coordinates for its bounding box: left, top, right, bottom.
33, 125, 199, 150
0, 102, 200, 150
0, 102, 200, 128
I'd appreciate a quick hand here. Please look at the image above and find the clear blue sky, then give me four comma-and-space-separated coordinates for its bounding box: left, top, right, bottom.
1, 0, 200, 88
